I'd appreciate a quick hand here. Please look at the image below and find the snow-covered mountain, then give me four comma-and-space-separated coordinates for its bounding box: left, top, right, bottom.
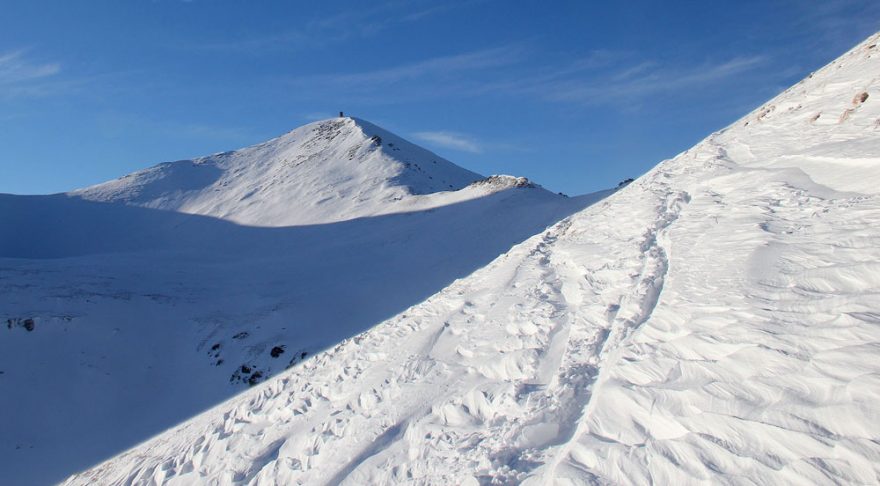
63, 32, 880, 485
71, 117, 484, 226
0, 119, 603, 484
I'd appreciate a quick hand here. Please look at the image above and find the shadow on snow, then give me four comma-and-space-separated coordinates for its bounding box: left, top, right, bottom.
0, 188, 605, 484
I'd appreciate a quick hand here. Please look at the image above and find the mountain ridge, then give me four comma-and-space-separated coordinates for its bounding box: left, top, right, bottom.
70, 116, 500, 226
61, 30, 880, 485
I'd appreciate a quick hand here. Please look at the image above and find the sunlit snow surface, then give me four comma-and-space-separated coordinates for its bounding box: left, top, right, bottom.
0, 30, 872, 484
71, 117, 485, 227
61, 32, 880, 485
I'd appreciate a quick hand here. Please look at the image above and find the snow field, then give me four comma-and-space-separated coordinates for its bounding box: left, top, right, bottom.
65, 31, 880, 485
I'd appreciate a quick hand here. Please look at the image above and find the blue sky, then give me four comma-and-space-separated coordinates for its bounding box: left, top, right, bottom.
2, 1, 878, 196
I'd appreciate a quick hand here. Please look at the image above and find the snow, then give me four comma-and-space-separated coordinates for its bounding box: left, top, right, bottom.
0, 118, 603, 484
59, 31, 880, 485
71, 117, 486, 227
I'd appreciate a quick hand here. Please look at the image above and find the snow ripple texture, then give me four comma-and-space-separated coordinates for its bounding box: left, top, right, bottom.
67, 32, 880, 485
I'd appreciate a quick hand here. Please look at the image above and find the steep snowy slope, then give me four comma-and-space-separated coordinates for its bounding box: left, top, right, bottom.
66, 32, 880, 485
0, 121, 603, 484
72, 117, 483, 226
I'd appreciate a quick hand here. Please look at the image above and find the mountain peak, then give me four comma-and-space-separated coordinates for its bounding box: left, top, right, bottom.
71, 117, 486, 226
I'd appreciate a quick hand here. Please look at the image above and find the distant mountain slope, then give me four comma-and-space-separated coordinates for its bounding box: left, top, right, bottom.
64, 32, 880, 485
71, 117, 483, 226
0, 118, 605, 484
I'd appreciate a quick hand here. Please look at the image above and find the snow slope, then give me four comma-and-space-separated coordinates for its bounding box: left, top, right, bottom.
0, 120, 603, 484
65, 32, 880, 485
71, 117, 483, 226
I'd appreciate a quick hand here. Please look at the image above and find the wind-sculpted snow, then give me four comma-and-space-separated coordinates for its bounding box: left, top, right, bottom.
65, 32, 880, 485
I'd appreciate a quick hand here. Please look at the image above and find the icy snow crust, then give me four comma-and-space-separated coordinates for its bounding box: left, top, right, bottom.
0, 118, 603, 484
65, 32, 880, 485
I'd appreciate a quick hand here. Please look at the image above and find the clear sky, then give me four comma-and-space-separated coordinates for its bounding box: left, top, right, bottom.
2, 1, 878, 196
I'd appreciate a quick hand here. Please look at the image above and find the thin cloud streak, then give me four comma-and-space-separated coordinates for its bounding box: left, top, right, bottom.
0, 49, 68, 100
541, 56, 768, 104
463, 54, 769, 108
275, 42, 769, 112
785, 0, 880, 55
413, 131, 483, 153
185, 1, 475, 53
0, 50, 60, 84
290, 46, 526, 88
189, 11, 371, 52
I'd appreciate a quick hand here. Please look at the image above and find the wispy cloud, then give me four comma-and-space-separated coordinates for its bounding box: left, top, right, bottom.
413, 131, 483, 153
189, 12, 366, 52
398, 4, 456, 22
291, 46, 525, 89
186, 1, 475, 53
0, 49, 63, 98
785, 0, 880, 55
0, 50, 133, 102
535, 55, 768, 105
276, 40, 768, 112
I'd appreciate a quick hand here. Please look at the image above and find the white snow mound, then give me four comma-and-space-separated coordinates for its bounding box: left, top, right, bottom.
71, 117, 484, 226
